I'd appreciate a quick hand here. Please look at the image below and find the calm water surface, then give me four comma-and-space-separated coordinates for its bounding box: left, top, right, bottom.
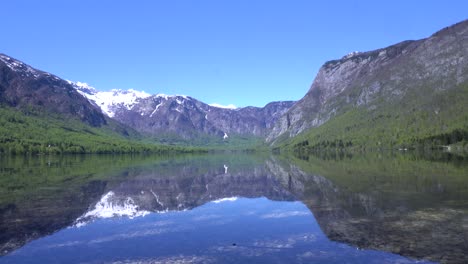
0, 152, 467, 263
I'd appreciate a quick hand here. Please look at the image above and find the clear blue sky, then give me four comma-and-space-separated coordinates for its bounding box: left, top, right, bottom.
2, 1, 467, 107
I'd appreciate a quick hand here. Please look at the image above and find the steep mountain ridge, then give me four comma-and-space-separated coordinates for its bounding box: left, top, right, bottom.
0, 53, 293, 150
268, 20, 468, 148
73, 82, 294, 140
0, 54, 107, 127
0, 54, 188, 154
72, 81, 151, 118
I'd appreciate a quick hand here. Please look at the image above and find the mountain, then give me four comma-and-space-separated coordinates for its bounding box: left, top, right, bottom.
0, 54, 106, 127
0, 54, 195, 154
73, 82, 294, 141
0, 52, 293, 151
268, 20, 468, 149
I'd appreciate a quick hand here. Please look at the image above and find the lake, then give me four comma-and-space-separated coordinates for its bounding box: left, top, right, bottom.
0, 152, 467, 263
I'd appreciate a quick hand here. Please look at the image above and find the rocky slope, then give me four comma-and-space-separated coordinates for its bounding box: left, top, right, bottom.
0, 54, 172, 154
73, 82, 294, 140
268, 20, 468, 147
0, 52, 293, 147
0, 54, 107, 127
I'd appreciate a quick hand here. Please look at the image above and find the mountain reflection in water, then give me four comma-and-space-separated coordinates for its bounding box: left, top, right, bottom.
0, 153, 466, 263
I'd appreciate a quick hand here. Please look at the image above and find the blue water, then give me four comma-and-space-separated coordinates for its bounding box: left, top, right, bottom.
1, 197, 433, 264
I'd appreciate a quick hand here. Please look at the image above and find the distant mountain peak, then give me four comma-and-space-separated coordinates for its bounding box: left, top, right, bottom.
69, 81, 152, 117
70, 82, 245, 119
342, 51, 362, 59
153, 93, 189, 100
70, 81, 98, 94
209, 103, 238, 109
0, 53, 294, 142
68, 82, 294, 139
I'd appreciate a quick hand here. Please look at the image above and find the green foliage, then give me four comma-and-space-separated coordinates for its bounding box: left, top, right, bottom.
282, 82, 468, 153
0, 107, 206, 155
145, 132, 268, 151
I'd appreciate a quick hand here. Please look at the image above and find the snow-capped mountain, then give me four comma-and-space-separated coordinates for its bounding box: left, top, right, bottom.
0, 53, 294, 142
70, 81, 294, 140
72, 81, 211, 119
72, 81, 151, 118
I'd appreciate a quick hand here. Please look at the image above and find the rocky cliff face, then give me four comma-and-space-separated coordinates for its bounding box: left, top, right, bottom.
74, 83, 294, 140
0, 53, 294, 142
267, 20, 468, 143
0, 54, 107, 127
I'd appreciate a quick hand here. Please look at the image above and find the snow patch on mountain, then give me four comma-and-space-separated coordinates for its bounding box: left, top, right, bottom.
209, 103, 237, 109
212, 197, 238, 203
70, 81, 151, 117
150, 101, 164, 117
343, 51, 362, 59
72, 81, 98, 94
69, 81, 197, 117
69, 79, 242, 118
154, 94, 188, 100
0, 54, 44, 79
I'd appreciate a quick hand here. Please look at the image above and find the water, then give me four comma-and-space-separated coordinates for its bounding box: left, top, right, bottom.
0, 152, 467, 263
